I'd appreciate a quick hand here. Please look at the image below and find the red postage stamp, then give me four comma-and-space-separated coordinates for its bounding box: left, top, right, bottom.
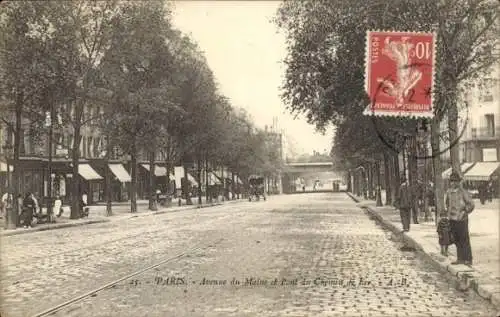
364, 31, 436, 118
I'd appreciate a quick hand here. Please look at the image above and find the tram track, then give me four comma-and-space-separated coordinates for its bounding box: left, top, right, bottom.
3, 212, 238, 288
30, 237, 225, 317
4, 227, 167, 267
5, 204, 246, 268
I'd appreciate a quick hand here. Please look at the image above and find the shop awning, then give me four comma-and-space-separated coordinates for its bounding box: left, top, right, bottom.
214, 170, 231, 180
187, 173, 198, 186
442, 162, 475, 179
209, 172, 222, 185
141, 164, 174, 178
79, 164, 103, 180
109, 164, 131, 182
0, 162, 13, 172
463, 162, 500, 181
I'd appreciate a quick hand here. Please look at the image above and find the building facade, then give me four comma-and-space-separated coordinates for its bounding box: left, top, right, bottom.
460, 65, 500, 163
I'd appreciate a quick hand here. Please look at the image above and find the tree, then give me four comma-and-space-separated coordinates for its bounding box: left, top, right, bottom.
0, 1, 72, 226
276, 0, 500, 216
99, 0, 184, 213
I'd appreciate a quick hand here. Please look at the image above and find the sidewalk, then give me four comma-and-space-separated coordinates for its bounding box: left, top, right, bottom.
0, 195, 246, 237
347, 191, 500, 309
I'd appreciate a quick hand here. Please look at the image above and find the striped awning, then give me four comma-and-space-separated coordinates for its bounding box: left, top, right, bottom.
209, 172, 222, 185
187, 173, 198, 186
463, 162, 500, 181
109, 164, 131, 182
236, 176, 243, 185
79, 164, 103, 180
441, 162, 475, 179
141, 164, 174, 178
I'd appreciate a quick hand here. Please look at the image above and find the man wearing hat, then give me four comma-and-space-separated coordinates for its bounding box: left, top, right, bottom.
445, 171, 475, 265
396, 175, 412, 232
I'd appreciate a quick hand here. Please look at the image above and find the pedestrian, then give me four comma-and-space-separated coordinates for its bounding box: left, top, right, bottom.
487, 181, 493, 202
54, 195, 63, 218
31, 192, 40, 216
445, 171, 475, 266
478, 182, 487, 205
427, 181, 436, 219
80, 191, 89, 217
437, 215, 453, 256
410, 181, 420, 224
22, 192, 35, 228
1, 192, 12, 219
395, 175, 412, 232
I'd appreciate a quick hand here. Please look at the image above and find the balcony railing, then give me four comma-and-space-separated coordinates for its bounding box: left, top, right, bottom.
471, 127, 500, 140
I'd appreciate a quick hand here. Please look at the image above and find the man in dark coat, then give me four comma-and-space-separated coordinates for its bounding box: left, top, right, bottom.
22, 192, 35, 228
396, 175, 412, 232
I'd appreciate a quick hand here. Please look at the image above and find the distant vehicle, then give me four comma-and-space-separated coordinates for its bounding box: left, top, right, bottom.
248, 175, 266, 202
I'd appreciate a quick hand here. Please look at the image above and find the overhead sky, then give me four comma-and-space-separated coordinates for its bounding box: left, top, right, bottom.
171, 1, 334, 156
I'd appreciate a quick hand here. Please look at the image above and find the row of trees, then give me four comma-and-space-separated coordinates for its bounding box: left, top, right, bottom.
275, 0, 499, 215
0, 0, 281, 225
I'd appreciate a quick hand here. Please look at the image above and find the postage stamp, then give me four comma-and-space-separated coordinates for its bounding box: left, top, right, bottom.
364, 31, 436, 118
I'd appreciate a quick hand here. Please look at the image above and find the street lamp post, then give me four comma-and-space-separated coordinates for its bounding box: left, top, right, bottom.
46, 106, 55, 223
2, 141, 14, 229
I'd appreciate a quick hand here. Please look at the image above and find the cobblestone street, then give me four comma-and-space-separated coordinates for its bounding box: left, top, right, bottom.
1, 193, 498, 317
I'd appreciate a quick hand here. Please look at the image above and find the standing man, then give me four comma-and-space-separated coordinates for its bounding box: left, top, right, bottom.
396, 175, 412, 232
445, 172, 475, 266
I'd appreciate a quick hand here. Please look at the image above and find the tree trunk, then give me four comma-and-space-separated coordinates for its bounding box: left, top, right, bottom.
183, 162, 192, 205
205, 158, 210, 203
165, 156, 171, 197
70, 103, 82, 219
362, 168, 368, 199
447, 96, 461, 176
148, 151, 157, 211
376, 160, 383, 206
221, 167, 225, 201
197, 156, 202, 205
7, 93, 22, 228
383, 152, 392, 205
130, 144, 137, 213
392, 152, 400, 204
105, 135, 112, 216
367, 165, 374, 199
408, 134, 419, 222
347, 170, 352, 192
356, 171, 360, 196
402, 140, 407, 180
431, 117, 445, 225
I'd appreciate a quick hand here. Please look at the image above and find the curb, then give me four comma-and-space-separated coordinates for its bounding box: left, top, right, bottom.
152, 198, 242, 216
1, 219, 110, 237
346, 191, 500, 310
1, 198, 247, 236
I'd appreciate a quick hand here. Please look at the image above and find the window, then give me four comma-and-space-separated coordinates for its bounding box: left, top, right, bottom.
87, 136, 93, 158
93, 137, 100, 158
485, 114, 495, 136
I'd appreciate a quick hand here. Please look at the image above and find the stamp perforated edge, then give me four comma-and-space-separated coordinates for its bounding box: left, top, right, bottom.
363, 30, 437, 119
